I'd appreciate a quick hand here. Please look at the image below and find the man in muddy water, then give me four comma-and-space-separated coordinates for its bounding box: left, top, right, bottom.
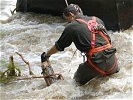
41, 4, 120, 85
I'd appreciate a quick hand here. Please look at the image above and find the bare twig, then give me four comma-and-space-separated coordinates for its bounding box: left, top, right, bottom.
16, 52, 34, 75
10, 8, 16, 15
16, 76, 45, 80
16, 74, 64, 80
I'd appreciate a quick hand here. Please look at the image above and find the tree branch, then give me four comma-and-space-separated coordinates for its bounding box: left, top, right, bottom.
16, 52, 34, 75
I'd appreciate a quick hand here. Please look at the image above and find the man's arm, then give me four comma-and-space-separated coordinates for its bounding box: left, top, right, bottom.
46, 45, 58, 57
41, 45, 58, 66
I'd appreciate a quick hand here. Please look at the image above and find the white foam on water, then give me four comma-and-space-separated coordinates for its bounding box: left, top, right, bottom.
0, 0, 17, 20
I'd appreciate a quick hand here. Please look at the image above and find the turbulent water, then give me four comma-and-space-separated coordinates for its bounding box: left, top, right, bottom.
0, 0, 133, 100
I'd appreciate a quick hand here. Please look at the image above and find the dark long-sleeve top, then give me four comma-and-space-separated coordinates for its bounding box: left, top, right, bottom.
55, 15, 116, 63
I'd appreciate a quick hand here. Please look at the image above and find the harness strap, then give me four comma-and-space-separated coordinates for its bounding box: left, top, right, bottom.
99, 31, 110, 44
91, 32, 95, 48
87, 55, 117, 75
76, 17, 111, 57
89, 44, 112, 57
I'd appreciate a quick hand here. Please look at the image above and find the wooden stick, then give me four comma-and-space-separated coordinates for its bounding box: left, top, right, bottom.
16, 76, 45, 80
16, 74, 64, 80
16, 52, 34, 75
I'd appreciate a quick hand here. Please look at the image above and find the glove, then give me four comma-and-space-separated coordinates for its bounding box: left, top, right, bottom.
41, 52, 50, 63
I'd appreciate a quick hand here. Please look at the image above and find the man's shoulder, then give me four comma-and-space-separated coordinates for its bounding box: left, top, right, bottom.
65, 21, 79, 29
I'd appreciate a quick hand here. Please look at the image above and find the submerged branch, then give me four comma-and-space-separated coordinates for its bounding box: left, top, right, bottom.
16, 73, 64, 80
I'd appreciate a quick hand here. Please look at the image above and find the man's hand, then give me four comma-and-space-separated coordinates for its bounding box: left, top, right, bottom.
41, 52, 50, 63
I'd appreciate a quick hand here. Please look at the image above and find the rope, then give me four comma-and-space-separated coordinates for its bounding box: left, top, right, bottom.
65, 0, 69, 6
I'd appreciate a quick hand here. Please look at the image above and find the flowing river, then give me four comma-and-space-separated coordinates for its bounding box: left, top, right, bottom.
0, 0, 133, 99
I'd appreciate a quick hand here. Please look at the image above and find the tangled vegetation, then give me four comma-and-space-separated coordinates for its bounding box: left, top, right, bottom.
0, 52, 34, 84
0, 56, 21, 84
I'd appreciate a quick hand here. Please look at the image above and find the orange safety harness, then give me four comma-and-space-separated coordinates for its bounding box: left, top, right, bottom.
76, 17, 116, 75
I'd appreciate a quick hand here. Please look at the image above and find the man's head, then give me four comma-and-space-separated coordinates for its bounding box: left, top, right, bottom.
63, 4, 83, 22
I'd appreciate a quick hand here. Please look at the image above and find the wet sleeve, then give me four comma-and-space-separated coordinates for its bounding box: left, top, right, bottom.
55, 26, 73, 51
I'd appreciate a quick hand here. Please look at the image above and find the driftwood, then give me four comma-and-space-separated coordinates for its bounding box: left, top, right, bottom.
16, 74, 64, 80
41, 61, 64, 86
16, 52, 34, 75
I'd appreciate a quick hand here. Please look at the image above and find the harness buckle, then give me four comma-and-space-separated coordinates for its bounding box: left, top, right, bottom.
81, 52, 86, 62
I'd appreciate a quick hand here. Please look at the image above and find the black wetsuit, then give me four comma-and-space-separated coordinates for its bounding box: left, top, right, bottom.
55, 15, 120, 85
